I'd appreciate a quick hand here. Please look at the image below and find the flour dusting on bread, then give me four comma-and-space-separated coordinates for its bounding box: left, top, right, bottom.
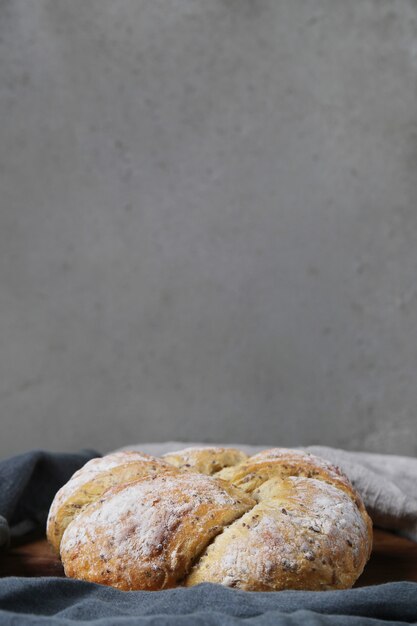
60, 472, 254, 590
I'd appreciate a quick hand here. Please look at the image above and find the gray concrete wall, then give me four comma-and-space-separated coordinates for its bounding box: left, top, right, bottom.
1, 0, 417, 458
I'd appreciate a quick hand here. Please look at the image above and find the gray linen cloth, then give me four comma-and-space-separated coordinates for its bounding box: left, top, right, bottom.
116, 442, 417, 542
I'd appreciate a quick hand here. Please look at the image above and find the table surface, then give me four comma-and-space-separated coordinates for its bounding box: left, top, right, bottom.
1, 529, 417, 587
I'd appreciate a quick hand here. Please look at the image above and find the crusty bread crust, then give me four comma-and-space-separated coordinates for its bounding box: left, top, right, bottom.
46, 451, 176, 553
186, 476, 371, 590
60, 472, 254, 590
50, 447, 373, 591
163, 447, 248, 475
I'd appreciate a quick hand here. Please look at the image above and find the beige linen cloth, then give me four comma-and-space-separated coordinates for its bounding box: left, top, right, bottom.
117, 442, 417, 542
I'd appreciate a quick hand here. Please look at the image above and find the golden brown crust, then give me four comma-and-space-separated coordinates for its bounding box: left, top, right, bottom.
60, 472, 255, 590
186, 476, 372, 590
216, 448, 356, 498
51, 447, 373, 591
163, 447, 248, 475
46, 451, 177, 553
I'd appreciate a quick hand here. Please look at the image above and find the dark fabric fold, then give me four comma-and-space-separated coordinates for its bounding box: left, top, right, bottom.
0, 579, 416, 625
0, 449, 99, 547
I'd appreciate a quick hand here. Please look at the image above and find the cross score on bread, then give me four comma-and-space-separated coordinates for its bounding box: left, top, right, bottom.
46, 447, 372, 591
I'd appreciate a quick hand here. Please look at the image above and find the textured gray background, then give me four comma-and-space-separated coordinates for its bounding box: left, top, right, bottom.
1, 0, 417, 458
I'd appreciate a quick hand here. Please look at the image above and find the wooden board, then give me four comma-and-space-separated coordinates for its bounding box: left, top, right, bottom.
355, 528, 417, 587
1, 529, 417, 586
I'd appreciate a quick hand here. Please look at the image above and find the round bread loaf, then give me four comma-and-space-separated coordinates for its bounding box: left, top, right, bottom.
48, 447, 372, 591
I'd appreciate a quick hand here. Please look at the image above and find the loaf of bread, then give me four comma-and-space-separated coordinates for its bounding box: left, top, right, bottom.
47, 447, 372, 591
